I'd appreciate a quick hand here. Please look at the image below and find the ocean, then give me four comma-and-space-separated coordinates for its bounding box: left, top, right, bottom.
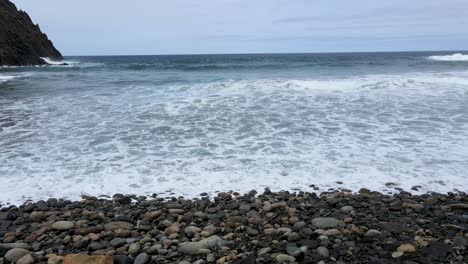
1, 51, 468, 204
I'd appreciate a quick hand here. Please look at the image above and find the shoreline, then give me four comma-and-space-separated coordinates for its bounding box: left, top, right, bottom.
1, 181, 459, 207
1, 189, 467, 263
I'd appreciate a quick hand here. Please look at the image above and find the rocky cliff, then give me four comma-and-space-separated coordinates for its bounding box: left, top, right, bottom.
0, 0, 62, 66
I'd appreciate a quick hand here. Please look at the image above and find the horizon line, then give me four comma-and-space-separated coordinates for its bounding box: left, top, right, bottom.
62, 49, 468, 57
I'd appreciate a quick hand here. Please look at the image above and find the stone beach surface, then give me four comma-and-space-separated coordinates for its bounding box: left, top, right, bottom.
0, 189, 467, 263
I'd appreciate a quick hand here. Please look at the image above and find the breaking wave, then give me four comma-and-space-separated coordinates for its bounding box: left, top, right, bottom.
427, 53, 468, 62
41, 57, 80, 66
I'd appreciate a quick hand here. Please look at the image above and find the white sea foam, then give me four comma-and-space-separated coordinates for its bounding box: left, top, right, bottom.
40, 57, 80, 66
427, 53, 468, 61
0, 75, 15, 83
1, 70, 468, 204
0, 74, 30, 83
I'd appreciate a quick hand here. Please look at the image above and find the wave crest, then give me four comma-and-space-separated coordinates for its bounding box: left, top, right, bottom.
41, 57, 80, 66
427, 53, 468, 61
0, 74, 30, 83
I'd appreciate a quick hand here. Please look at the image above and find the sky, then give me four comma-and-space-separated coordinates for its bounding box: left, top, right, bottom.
12, 0, 468, 56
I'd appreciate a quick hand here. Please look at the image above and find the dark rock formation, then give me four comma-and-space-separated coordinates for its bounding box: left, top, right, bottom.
0, 0, 62, 66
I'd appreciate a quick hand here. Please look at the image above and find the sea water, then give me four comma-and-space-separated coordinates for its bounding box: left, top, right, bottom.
1, 52, 468, 204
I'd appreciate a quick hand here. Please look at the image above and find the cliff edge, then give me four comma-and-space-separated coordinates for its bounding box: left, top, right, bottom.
0, 0, 62, 66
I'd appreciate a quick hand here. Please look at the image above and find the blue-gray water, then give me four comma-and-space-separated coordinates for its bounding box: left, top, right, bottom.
1, 51, 468, 204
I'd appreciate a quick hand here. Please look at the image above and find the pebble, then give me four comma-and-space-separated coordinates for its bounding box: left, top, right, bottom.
275, 254, 295, 263
293, 221, 307, 231
323, 229, 341, 236
364, 229, 381, 237
0, 191, 466, 264
312, 217, 344, 229
110, 238, 126, 248
51, 221, 74, 230
178, 236, 221, 255
5, 248, 31, 263
317, 246, 330, 258
340, 206, 354, 214
257, 247, 272, 256
17, 254, 35, 264
134, 253, 149, 264
397, 244, 416, 253
128, 243, 141, 254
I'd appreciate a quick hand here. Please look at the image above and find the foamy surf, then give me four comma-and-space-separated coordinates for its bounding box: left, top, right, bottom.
0, 75, 15, 83
41, 57, 79, 66
1, 53, 468, 205
427, 53, 468, 61
0, 73, 30, 83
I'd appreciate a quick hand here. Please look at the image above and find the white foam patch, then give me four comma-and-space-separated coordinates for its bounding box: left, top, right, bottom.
41, 57, 80, 66
1, 70, 468, 205
0, 74, 30, 83
0, 75, 16, 83
427, 53, 468, 61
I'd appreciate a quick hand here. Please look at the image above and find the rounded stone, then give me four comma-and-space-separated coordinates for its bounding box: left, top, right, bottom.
275, 254, 295, 263
317, 246, 330, 258
397, 244, 416, 253
51, 221, 75, 231
364, 229, 381, 237
128, 243, 141, 254
17, 254, 35, 264
340, 206, 354, 214
311, 218, 344, 229
134, 253, 149, 264
5, 248, 31, 263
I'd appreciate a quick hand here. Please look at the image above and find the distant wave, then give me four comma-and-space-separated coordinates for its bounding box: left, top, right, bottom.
0, 75, 15, 83
427, 53, 468, 61
0, 73, 30, 83
41, 57, 80, 66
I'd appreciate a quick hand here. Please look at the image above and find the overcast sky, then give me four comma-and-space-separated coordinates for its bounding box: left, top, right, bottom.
12, 0, 468, 56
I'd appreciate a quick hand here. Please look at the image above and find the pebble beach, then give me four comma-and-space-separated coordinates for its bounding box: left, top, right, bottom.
1, 189, 467, 263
